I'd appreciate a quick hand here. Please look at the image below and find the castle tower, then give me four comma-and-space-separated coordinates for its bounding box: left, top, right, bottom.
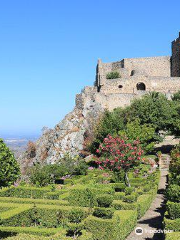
172, 33, 180, 77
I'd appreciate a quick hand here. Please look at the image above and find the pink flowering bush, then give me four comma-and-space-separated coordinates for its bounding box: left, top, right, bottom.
96, 135, 143, 186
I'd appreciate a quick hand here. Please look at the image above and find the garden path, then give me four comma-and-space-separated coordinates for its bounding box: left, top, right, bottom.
125, 154, 170, 240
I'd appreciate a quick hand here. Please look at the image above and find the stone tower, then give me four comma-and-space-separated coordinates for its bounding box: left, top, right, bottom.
172, 32, 180, 77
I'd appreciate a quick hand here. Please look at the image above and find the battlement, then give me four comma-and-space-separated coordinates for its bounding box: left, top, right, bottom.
172, 33, 180, 77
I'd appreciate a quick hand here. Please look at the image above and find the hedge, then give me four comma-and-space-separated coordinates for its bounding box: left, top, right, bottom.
2, 204, 88, 228
137, 193, 153, 219
164, 215, 180, 232
113, 192, 125, 200
85, 210, 137, 240
68, 186, 114, 207
117, 210, 137, 240
112, 200, 137, 211
167, 201, 180, 219
0, 197, 68, 206
165, 232, 180, 240
0, 186, 61, 199
0, 226, 62, 237
4, 230, 93, 240
112, 191, 156, 219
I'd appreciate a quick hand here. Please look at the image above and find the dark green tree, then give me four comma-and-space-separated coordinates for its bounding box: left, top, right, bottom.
89, 110, 125, 153
0, 139, 20, 187
126, 92, 177, 132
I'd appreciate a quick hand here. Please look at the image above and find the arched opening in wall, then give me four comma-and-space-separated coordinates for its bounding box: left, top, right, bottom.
136, 82, 146, 91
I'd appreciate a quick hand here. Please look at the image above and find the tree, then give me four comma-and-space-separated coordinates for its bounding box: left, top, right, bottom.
89, 110, 125, 153
0, 139, 20, 187
126, 92, 177, 132
96, 135, 143, 186
118, 119, 159, 153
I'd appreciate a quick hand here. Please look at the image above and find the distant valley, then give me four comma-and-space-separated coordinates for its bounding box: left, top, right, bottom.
3, 136, 38, 159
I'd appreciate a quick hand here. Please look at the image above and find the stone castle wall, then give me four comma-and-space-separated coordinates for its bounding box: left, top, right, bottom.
172, 33, 180, 77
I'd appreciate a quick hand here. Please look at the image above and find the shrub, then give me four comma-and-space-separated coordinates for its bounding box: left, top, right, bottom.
0, 196, 68, 206
167, 202, 180, 219
93, 207, 114, 219
112, 183, 126, 192
96, 194, 113, 208
114, 192, 125, 200
125, 187, 135, 195
28, 164, 53, 187
118, 119, 157, 153
0, 139, 20, 187
123, 193, 137, 203
106, 71, 120, 79
85, 210, 137, 240
165, 232, 180, 240
96, 135, 143, 186
166, 184, 180, 202
68, 187, 97, 207
0, 186, 54, 199
143, 184, 152, 192
112, 200, 137, 211
68, 186, 114, 207
72, 161, 89, 176
0, 226, 61, 237
68, 208, 86, 223
66, 222, 84, 238
164, 215, 180, 232
137, 194, 153, 219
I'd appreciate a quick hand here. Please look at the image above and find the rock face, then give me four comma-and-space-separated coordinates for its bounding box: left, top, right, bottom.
20, 87, 104, 167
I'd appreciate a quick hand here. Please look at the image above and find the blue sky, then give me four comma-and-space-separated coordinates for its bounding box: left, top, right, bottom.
0, 0, 180, 138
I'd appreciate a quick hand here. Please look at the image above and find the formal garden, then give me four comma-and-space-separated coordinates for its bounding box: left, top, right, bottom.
1, 92, 180, 239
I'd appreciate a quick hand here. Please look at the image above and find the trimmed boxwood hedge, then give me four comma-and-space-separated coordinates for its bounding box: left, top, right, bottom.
0, 197, 68, 206
0, 186, 62, 199
4, 230, 93, 240
164, 214, 180, 232
112, 200, 137, 211
166, 201, 180, 219
137, 193, 154, 219
1, 204, 88, 228
85, 210, 137, 240
68, 186, 114, 207
0, 226, 61, 237
0, 168, 159, 239
165, 232, 180, 240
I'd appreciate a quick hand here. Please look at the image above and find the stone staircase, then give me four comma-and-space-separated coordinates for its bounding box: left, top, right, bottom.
159, 154, 171, 171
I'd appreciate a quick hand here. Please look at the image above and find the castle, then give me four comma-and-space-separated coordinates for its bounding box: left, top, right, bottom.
21, 33, 180, 165
76, 32, 180, 110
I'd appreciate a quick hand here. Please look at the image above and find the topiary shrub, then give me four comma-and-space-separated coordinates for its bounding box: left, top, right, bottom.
123, 193, 137, 203
167, 202, 180, 219
166, 184, 180, 202
93, 207, 114, 219
112, 183, 126, 192
106, 71, 120, 79
143, 184, 152, 193
125, 187, 135, 195
68, 208, 86, 223
96, 194, 113, 208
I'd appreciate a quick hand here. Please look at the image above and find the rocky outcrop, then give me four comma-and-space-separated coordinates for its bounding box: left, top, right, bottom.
19, 86, 104, 167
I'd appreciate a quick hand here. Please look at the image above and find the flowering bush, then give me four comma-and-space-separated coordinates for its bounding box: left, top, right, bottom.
96, 135, 143, 186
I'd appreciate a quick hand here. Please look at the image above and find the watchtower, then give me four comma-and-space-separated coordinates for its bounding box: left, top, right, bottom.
172, 32, 180, 77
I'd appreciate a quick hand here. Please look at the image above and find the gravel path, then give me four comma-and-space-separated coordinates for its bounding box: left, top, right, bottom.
126, 154, 170, 240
